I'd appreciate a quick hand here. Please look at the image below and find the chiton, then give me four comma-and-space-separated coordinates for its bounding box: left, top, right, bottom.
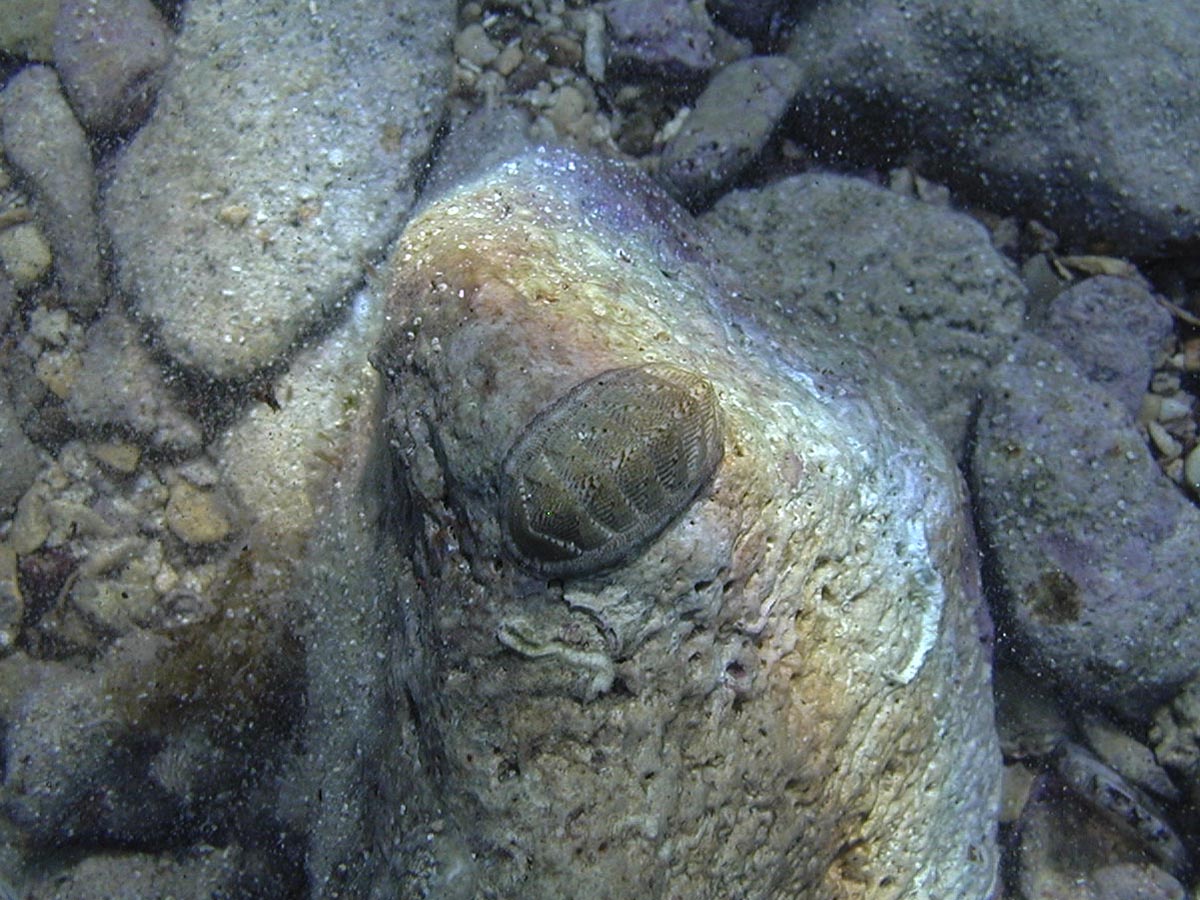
499, 363, 723, 577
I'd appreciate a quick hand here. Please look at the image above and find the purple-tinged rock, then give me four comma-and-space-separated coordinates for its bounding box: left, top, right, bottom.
605, 0, 715, 81
0, 65, 106, 318
53, 0, 174, 135
1036, 275, 1174, 418
973, 333, 1200, 720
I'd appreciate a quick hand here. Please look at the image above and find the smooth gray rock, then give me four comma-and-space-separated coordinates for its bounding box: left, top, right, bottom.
659, 55, 802, 207
702, 172, 1027, 455
604, 0, 715, 80
102, 0, 455, 380
973, 334, 1200, 720
0, 65, 106, 318
1036, 275, 1173, 418
65, 311, 202, 452
786, 0, 1200, 255
53, 0, 174, 134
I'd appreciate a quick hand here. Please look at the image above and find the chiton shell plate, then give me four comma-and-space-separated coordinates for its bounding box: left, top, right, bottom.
499, 364, 724, 577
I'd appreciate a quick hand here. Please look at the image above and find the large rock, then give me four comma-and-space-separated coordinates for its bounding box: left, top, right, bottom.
702, 172, 1027, 455
973, 334, 1200, 720
319, 146, 1002, 897
102, 0, 454, 380
785, 0, 1200, 255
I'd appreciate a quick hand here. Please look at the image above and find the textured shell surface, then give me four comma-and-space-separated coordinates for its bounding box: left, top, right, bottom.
500, 363, 724, 577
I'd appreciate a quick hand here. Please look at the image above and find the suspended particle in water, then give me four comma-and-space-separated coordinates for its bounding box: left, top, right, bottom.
499, 363, 723, 577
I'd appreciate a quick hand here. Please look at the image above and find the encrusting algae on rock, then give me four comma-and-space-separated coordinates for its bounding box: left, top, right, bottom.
335, 144, 1003, 898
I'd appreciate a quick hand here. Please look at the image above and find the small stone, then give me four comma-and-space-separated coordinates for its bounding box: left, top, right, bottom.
1081, 715, 1179, 803
540, 31, 582, 68
492, 40, 523, 76
10, 484, 51, 556
999, 762, 1036, 824
545, 84, 587, 134
974, 334, 1200, 719
1157, 393, 1193, 421
455, 22, 499, 67
0, 222, 53, 288
89, 441, 141, 474
1184, 444, 1200, 495
1147, 420, 1182, 459
165, 482, 231, 545
103, 0, 454, 379
216, 203, 251, 227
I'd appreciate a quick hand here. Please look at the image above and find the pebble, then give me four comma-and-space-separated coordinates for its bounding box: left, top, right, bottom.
52, 0, 174, 135
454, 22, 499, 67
33, 346, 80, 400
1147, 419, 1182, 459
21, 846, 242, 899
0, 222, 53, 289
165, 482, 231, 546
0, 66, 106, 318
659, 55, 802, 207
8, 483, 51, 556
89, 441, 141, 475
1184, 444, 1200, 495
103, 0, 455, 379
